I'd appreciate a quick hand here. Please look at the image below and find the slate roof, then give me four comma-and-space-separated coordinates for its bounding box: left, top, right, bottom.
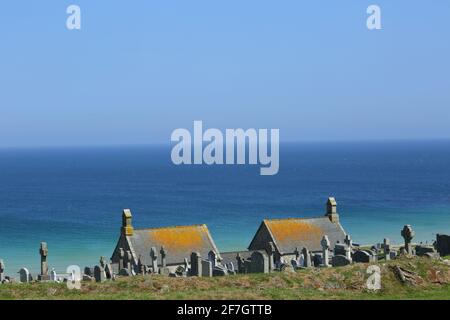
127, 224, 221, 266
248, 217, 346, 254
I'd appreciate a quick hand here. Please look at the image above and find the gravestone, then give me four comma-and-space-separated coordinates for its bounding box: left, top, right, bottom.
226, 262, 235, 273
390, 250, 398, 259
100, 256, 106, 268
266, 242, 276, 272
105, 263, 113, 279
150, 247, 158, 273
321, 235, 331, 267
236, 253, 245, 274
38, 242, 50, 281
0, 259, 5, 282
331, 255, 352, 267
190, 252, 202, 277
119, 268, 130, 276
213, 265, 228, 276
302, 247, 312, 268
160, 246, 167, 268
249, 251, 269, 274
201, 260, 212, 277
383, 238, 391, 261
126, 250, 133, 273
94, 265, 106, 282
334, 243, 347, 256
175, 265, 186, 277
208, 251, 218, 268
415, 245, 437, 257
137, 255, 145, 275
183, 258, 189, 272
345, 245, 352, 262
436, 234, 450, 257
344, 234, 353, 248
312, 253, 322, 267
84, 266, 94, 277
50, 268, 57, 282
19, 268, 31, 283
401, 225, 415, 255
118, 248, 125, 270
291, 259, 298, 268
353, 250, 371, 263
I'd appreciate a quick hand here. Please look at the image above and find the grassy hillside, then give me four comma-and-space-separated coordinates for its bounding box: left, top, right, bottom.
1, 256, 449, 300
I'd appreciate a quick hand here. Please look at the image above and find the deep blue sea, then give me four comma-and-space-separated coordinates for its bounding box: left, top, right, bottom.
1, 141, 450, 274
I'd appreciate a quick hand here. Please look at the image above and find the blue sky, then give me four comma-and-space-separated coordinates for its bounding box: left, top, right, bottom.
0, 1, 449, 147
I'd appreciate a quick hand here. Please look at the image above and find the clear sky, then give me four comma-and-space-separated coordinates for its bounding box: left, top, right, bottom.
1, 1, 449, 147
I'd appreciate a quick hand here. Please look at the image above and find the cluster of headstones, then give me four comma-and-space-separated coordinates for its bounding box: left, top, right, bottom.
1, 242, 73, 284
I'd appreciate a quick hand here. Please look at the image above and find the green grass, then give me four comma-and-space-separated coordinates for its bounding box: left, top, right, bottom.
1, 256, 449, 300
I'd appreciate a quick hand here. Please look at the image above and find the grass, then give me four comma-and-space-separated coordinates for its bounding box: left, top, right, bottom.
1, 256, 449, 300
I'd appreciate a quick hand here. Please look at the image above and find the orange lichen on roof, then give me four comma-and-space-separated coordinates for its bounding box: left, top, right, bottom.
265, 219, 323, 243
147, 225, 208, 253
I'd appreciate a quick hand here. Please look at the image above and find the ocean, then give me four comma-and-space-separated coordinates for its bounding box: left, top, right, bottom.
1, 141, 450, 274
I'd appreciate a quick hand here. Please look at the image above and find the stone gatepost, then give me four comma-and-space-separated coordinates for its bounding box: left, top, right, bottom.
0, 259, 5, 282
190, 252, 202, 277
383, 238, 391, 260
301, 247, 311, 268
119, 248, 125, 270
150, 247, 158, 273
321, 235, 331, 267
38, 242, 50, 281
401, 225, 415, 255
160, 246, 167, 268
266, 242, 276, 272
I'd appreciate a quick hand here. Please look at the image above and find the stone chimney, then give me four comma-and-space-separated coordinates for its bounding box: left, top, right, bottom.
121, 209, 134, 236
325, 197, 339, 223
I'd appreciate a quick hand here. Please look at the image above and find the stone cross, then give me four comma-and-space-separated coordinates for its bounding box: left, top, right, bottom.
401, 225, 415, 255
190, 252, 202, 277
321, 235, 331, 267
301, 247, 311, 268
383, 238, 391, 260
126, 250, 132, 272
119, 248, 125, 270
150, 247, 158, 273
266, 242, 276, 272
344, 234, 353, 248
160, 246, 167, 268
100, 256, 106, 268
39, 242, 49, 277
0, 259, 5, 282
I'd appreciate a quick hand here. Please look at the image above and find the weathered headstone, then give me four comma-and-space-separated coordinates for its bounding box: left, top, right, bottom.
51, 269, 60, 282
160, 246, 167, 268
334, 243, 347, 256
0, 259, 5, 282
38, 242, 50, 281
118, 248, 125, 270
236, 253, 245, 274
226, 262, 235, 273
266, 242, 276, 272
331, 255, 352, 267
353, 250, 371, 263
126, 250, 133, 273
302, 247, 312, 268
201, 260, 212, 277
190, 252, 202, 277
415, 245, 437, 257
183, 258, 189, 272
137, 255, 145, 275
436, 234, 450, 257
208, 251, 218, 268
105, 263, 113, 279
150, 247, 158, 273
345, 245, 352, 262
401, 225, 415, 255
249, 251, 269, 273
383, 238, 391, 261
19, 267, 31, 283
321, 235, 331, 267
94, 265, 106, 282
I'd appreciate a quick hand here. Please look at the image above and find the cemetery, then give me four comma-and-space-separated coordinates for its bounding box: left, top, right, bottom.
1, 197, 450, 299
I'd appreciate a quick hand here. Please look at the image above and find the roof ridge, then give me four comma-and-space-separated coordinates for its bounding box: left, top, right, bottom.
263, 216, 326, 222
134, 224, 208, 231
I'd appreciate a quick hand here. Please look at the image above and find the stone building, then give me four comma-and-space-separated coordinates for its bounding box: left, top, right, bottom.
247, 197, 347, 264
111, 209, 222, 273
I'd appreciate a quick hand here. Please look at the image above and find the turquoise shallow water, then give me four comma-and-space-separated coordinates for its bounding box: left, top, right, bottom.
0, 141, 450, 274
